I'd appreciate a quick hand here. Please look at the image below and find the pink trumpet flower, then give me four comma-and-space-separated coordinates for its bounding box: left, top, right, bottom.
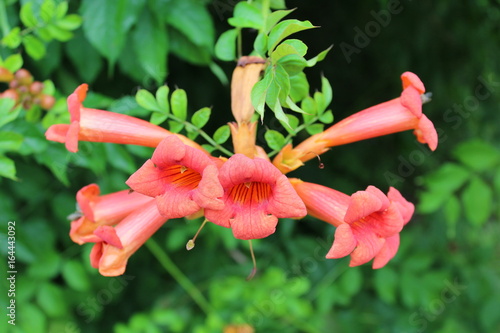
205, 154, 307, 240
90, 200, 168, 276
126, 135, 224, 218
292, 180, 414, 268
45, 83, 203, 152
70, 184, 154, 245
273, 72, 438, 173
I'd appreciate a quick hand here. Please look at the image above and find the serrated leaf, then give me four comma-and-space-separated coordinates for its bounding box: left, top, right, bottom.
0, 155, 17, 180
171, 89, 187, 121
191, 107, 211, 128
228, 2, 264, 30
0, 132, 23, 152
136, 89, 161, 112
251, 74, 272, 117
267, 19, 316, 52
265, 9, 295, 33
132, 10, 168, 84
215, 29, 238, 61
305, 123, 324, 135
321, 75, 333, 106
461, 177, 493, 226
20, 2, 38, 28
3, 54, 23, 73
81, 0, 145, 67
452, 139, 500, 172
2, 27, 22, 48
213, 125, 230, 144
306, 45, 333, 67
22, 35, 46, 60
265, 130, 286, 150
319, 110, 334, 124
444, 195, 460, 238
254, 32, 268, 57
155, 85, 170, 113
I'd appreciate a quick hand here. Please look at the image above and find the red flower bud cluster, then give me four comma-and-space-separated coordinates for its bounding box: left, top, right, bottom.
0, 68, 55, 110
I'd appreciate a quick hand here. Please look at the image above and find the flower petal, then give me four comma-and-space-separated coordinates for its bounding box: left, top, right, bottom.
372, 234, 400, 269
414, 114, 438, 151
326, 223, 357, 259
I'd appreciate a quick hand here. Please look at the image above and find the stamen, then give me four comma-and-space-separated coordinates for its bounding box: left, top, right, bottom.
244, 182, 251, 188
246, 240, 257, 280
180, 165, 188, 174
186, 219, 208, 250
308, 151, 325, 169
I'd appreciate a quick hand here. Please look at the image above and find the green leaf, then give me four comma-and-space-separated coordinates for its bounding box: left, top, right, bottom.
150, 111, 168, 125
251, 73, 272, 118
55, 1, 68, 19
461, 176, 493, 226
164, 0, 214, 48
19, 304, 47, 333
267, 19, 316, 52
215, 29, 238, 61
168, 121, 184, 133
277, 54, 307, 76
253, 31, 268, 57
65, 29, 103, 83
289, 72, 309, 102
418, 189, 449, 214
0, 132, 23, 152
155, 85, 170, 113
61, 260, 91, 292
132, 9, 169, 84
136, 89, 161, 112
105, 143, 137, 174
171, 89, 187, 121
55, 14, 82, 30
20, 2, 38, 28
265, 130, 286, 150
3, 54, 23, 73
81, 0, 145, 67
40, 0, 56, 23
228, 2, 264, 30
281, 114, 299, 134
305, 123, 324, 135
306, 45, 333, 67
270, 0, 286, 9
319, 110, 334, 124
201, 144, 215, 153
423, 162, 470, 193
213, 125, 230, 144
22, 35, 46, 60
45, 23, 74, 41
374, 267, 398, 304
321, 75, 333, 106
301, 96, 317, 122
314, 91, 326, 114
265, 9, 295, 33
452, 139, 500, 172
36, 283, 67, 317
0, 155, 17, 180
0, 98, 19, 127
272, 39, 308, 60
444, 195, 460, 238
1, 27, 22, 48
169, 28, 211, 65
191, 107, 211, 128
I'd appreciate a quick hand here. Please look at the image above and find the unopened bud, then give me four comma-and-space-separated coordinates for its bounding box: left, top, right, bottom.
40, 95, 55, 110
0, 67, 14, 82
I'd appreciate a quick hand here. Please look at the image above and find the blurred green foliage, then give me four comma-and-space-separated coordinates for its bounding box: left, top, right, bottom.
1, 0, 500, 333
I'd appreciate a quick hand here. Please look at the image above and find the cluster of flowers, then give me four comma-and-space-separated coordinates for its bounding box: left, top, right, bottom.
0, 68, 55, 110
45, 57, 437, 277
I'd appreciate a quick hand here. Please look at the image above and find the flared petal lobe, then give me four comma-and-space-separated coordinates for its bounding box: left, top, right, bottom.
205, 154, 306, 240
70, 184, 153, 244
292, 180, 414, 268
45, 83, 204, 152
126, 136, 223, 219
90, 201, 168, 276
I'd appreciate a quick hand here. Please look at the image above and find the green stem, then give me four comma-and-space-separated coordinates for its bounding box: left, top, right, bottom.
167, 113, 234, 157
267, 115, 322, 158
0, 0, 11, 37
145, 238, 214, 315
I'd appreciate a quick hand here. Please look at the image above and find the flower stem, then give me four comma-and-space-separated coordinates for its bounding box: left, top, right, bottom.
145, 238, 214, 315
